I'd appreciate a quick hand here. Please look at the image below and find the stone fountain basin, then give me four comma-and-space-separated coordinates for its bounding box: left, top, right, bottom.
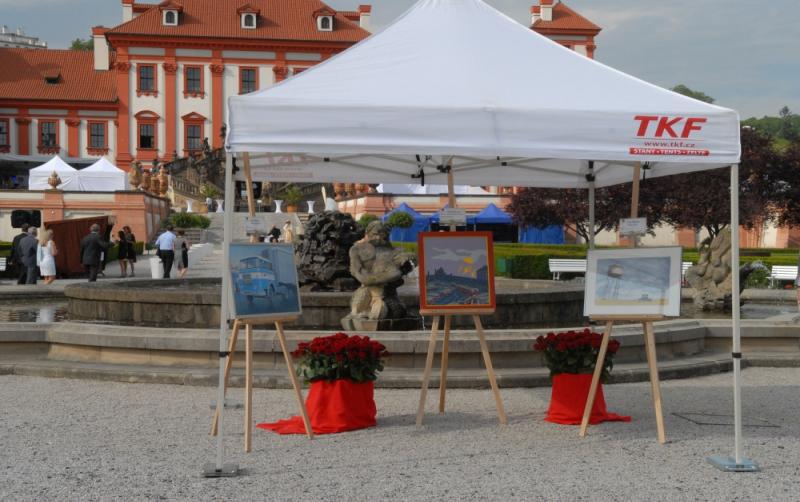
64, 278, 585, 330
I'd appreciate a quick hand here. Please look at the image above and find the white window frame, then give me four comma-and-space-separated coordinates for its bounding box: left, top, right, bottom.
241, 13, 256, 29
163, 10, 178, 26
317, 15, 333, 32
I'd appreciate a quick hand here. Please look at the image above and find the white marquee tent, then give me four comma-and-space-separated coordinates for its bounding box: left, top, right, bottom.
220, 0, 750, 473
377, 183, 490, 195
28, 155, 83, 191
79, 157, 129, 191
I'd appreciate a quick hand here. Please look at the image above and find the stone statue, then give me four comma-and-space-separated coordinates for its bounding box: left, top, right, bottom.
296, 211, 363, 291
341, 221, 417, 331
686, 227, 757, 310
47, 171, 62, 190
129, 161, 142, 190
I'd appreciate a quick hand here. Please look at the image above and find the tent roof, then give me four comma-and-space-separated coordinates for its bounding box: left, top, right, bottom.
227, 0, 740, 188
473, 203, 512, 224
30, 155, 76, 173
377, 183, 490, 195
381, 202, 429, 221
82, 157, 124, 173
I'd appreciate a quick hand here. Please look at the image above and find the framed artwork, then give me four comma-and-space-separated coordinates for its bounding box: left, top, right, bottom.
418, 231, 496, 311
584, 247, 682, 317
228, 243, 302, 319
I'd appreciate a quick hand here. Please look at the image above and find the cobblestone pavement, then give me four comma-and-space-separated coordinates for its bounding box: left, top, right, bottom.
2, 368, 799, 501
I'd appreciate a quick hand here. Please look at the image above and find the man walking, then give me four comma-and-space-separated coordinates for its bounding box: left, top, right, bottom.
10, 223, 30, 284
155, 224, 177, 279
80, 224, 109, 282
18, 227, 39, 285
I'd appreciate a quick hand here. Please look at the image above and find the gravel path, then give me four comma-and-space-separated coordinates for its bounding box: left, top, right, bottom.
2, 368, 799, 501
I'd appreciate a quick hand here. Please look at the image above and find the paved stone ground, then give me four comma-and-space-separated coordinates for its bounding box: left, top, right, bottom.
2, 368, 799, 501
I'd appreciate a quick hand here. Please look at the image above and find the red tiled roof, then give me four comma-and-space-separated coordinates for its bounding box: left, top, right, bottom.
0, 48, 116, 103
107, 0, 370, 43
533, 2, 601, 32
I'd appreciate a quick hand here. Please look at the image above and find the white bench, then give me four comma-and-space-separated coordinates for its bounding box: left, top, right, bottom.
770, 265, 798, 287
548, 259, 587, 280
0, 257, 6, 272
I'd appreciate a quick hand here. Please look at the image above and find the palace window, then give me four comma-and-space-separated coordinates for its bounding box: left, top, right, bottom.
0, 119, 8, 147
39, 120, 57, 147
239, 67, 258, 94
88, 121, 108, 153
182, 112, 206, 154
186, 124, 201, 151
135, 111, 159, 156
317, 15, 333, 31
163, 10, 178, 26
137, 64, 157, 96
139, 124, 155, 149
184, 65, 204, 96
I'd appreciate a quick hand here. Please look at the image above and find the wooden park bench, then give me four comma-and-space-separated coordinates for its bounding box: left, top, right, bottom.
548, 258, 587, 280
769, 265, 798, 287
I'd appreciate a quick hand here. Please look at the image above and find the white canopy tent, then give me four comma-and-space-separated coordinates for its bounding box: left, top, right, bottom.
219, 0, 750, 474
79, 157, 129, 192
28, 155, 83, 191
377, 183, 490, 195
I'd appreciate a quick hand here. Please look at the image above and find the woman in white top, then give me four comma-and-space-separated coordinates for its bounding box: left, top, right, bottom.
37, 229, 58, 285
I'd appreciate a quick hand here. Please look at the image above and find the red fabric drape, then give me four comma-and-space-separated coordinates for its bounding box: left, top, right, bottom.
257, 379, 377, 435
544, 373, 631, 425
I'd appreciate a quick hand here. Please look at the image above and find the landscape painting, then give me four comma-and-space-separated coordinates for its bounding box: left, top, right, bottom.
228, 243, 302, 319
584, 247, 682, 317
419, 232, 496, 311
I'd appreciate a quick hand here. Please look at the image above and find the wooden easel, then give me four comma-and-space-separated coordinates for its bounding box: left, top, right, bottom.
578, 315, 666, 444
416, 309, 508, 426
209, 152, 313, 451
579, 162, 666, 444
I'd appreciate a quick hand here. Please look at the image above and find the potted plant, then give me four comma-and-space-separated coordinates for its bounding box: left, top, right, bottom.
280, 184, 303, 212
533, 329, 630, 425
258, 332, 388, 435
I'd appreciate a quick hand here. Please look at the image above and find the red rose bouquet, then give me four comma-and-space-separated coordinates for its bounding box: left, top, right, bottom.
292, 332, 388, 383
533, 328, 621, 381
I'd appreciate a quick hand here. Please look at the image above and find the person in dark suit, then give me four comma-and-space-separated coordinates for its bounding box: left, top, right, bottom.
80, 224, 109, 282
18, 227, 39, 285
10, 223, 30, 284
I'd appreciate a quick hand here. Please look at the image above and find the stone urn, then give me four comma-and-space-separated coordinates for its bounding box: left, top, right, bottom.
158, 170, 169, 197
150, 175, 161, 195
141, 169, 152, 192
274, 199, 284, 213
307, 200, 315, 213
128, 164, 142, 190
285, 203, 298, 213
47, 171, 62, 190
345, 183, 356, 197
357, 183, 370, 194
215, 199, 224, 213
186, 200, 194, 213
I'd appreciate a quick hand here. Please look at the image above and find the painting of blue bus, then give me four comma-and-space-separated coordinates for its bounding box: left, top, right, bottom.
229, 243, 301, 319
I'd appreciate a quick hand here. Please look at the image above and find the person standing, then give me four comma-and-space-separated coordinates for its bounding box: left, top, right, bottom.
37, 229, 58, 285
10, 223, 30, 284
19, 227, 39, 285
281, 220, 294, 244
155, 225, 177, 279
268, 225, 281, 243
115, 230, 130, 278
80, 224, 109, 282
174, 229, 190, 278
123, 226, 137, 277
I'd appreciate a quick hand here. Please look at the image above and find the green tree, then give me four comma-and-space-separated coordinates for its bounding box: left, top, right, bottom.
70, 38, 94, 51
779, 106, 798, 141
670, 84, 715, 104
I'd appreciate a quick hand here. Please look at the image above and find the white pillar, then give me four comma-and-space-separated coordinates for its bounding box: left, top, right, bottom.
729, 163, 743, 464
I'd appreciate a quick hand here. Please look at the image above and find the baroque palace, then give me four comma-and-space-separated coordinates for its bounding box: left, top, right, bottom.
0, 0, 599, 174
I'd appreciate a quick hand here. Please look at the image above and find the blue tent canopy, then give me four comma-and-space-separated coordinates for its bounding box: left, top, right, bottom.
473, 203, 513, 224
381, 202, 431, 243
519, 225, 565, 244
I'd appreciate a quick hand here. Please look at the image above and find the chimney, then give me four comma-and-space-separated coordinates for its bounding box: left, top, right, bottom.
358, 5, 371, 32
122, 0, 134, 22
1, 25, 7, 34
530, 5, 541, 24
540, 0, 554, 22
92, 26, 110, 71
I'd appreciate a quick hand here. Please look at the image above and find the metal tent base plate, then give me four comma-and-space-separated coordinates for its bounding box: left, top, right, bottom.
203, 463, 239, 478
707, 456, 760, 472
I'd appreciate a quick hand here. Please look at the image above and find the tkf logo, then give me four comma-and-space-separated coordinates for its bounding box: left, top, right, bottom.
634, 116, 707, 138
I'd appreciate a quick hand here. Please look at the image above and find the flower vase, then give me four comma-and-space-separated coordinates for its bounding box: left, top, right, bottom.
544, 373, 630, 425
257, 379, 377, 435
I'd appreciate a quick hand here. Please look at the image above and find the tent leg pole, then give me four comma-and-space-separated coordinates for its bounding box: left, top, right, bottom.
203, 152, 238, 477
588, 182, 595, 250
707, 163, 759, 473
447, 159, 456, 231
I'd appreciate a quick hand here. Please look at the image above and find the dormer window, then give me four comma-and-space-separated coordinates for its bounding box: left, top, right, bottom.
318, 15, 333, 31
242, 13, 256, 28
163, 10, 178, 26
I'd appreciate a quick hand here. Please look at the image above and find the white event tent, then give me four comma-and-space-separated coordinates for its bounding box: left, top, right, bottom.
377, 183, 490, 195
220, 0, 750, 473
28, 155, 83, 191
79, 157, 129, 191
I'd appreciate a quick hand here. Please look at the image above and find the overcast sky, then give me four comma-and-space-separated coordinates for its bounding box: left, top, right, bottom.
1, 0, 797, 119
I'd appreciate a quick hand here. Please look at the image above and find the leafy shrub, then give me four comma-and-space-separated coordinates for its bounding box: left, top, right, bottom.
744, 265, 771, 289
386, 212, 413, 229
166, 213, 211, 229
357, 213, 379, 229
199, 183, 221, 199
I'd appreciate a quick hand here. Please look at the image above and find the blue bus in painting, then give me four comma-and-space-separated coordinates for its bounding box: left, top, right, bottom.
233, 255, 278, 302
